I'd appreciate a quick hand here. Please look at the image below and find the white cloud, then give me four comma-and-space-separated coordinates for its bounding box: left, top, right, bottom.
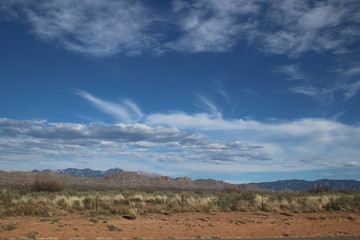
168, 0, 360, 57
343, 80, 360, 99
259, 0, 359, 57
166, 0, 259, 53
14, 0, 159, 57
298, 3, 345, 30
289, 86, 319, 97
76, 89, 143, 123
277, 62, 360, 102
213, 80, 231, 104
343, 162, 360, 168
196, 95, 221, 118
1, 108, 360, 172
275, 64, 306, 80
146, 112, 258, 130
145, 111, 357, 139
1, 0, 359, 57
341, 65, 360, 76
0, 117, 270, 171
68, 91, 360, 172
287, 81, 360, 103
145, 109, 360, 170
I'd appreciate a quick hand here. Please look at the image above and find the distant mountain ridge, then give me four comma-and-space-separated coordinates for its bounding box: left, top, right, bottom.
4, 168, 360, 192
31, 168, 164, 178
32, 167, 124, 177
253, 179, 360, 192
0, 170, 247, 191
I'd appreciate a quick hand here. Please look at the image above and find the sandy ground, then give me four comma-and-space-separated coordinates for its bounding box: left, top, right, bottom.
1, 212, 360, 239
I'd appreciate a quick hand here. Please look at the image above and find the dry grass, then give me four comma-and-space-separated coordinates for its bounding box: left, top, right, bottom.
128, 208, 137, 219
0, 187, 359, 217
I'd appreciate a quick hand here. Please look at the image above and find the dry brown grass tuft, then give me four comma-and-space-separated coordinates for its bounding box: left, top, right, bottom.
128, 208, 137, 219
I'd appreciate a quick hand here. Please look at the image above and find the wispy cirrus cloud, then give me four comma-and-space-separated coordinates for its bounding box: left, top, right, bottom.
166, 0, 259, 53
258, 0, 360, 57
289, 86, 319, 97
273, 62, 360, 104
343, 80, 360, 99
275, 64, 306, 81
2, 0, 359, 57
76, 89, 143, 123
196, 95, 221, 119
166, 0, 360, 57
340, 65, 360, 77
295, 76, 360, 103
335, 64, 360, 99
12, 0, 160, 57
213, 80, 231, 104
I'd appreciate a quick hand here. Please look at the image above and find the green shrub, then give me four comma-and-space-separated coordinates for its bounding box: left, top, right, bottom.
325, 194, 360, 211
239, 191, 256, 202
83, 197, 94, 210
72, 200, 82, 210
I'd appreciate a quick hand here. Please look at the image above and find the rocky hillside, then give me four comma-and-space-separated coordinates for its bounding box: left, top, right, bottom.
5, 169, 357, 192
0, 170, 254, 191
253, 179, 360, 192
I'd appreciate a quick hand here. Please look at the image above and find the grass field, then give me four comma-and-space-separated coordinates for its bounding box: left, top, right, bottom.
1, 184, 359, 217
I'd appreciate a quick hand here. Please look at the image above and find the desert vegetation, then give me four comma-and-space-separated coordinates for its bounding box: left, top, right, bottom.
0, 179, 359, 217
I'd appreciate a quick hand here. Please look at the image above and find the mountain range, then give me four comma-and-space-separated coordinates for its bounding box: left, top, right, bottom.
1, 168, 359, 192
252, 179, 360, 192
31, 168, 165, 178
1, 169, 253, 191
31, 167, 125, 177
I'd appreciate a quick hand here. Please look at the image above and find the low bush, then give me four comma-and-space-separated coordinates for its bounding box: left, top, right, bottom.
31, 176, 66, 192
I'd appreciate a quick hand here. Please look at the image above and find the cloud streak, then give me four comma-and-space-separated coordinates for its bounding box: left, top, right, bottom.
76, 89, 143, 123
274, 63, 360, 103
275, 64, 306, 81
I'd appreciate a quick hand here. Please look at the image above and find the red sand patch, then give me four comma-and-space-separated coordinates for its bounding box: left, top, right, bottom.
1, 212, 360, 239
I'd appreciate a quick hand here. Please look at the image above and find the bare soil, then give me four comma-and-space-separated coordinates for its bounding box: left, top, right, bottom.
1, 212, 360, 239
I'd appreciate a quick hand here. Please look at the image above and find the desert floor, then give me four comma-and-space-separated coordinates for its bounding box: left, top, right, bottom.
1, 212, 360, 239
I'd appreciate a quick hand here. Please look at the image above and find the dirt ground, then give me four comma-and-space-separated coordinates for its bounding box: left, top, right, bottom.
1, 212, 360, 239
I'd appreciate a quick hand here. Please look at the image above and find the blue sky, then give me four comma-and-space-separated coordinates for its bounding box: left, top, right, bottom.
1, 0, 360, 183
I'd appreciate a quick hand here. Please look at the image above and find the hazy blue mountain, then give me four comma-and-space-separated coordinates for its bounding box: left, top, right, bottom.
31, 167, 124, 177
252, 179, 360, 192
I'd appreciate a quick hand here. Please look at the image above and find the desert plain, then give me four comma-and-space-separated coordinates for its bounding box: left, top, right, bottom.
1, 212, 360, 239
